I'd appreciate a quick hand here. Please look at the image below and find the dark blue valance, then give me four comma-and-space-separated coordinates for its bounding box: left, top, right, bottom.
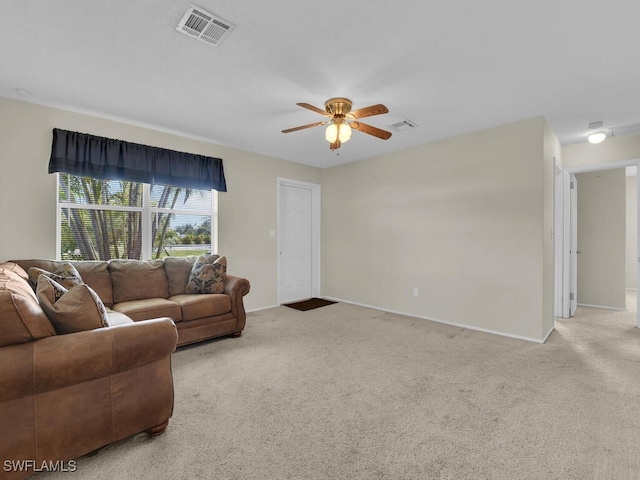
48, 128, 227, 192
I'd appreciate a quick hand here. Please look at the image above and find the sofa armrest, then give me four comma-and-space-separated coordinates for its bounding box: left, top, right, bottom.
224, 275, 250, 332
0, 318, 177, 401
110, 317, 177, 371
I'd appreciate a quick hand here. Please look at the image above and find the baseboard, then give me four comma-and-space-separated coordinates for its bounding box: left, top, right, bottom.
247, 304, 279, 313
542, 326, 555, 343
323, 296, 549, 344
577, 303, 626, 311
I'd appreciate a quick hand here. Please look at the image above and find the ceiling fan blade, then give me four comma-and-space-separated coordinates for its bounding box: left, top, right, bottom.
282, 121, 327, 133
351, 121, 392, 140
297, 102, 331, 117
350, 104, 389, 119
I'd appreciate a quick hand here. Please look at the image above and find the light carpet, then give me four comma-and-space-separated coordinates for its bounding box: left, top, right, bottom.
36, 294, 640, 479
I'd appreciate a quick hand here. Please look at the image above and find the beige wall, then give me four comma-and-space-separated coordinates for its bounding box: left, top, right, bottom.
322, 117, 552, 342
0, 97, 560, 339
626, 174, 637, 289
0, 97, 322, 311
575, 169, 626, 308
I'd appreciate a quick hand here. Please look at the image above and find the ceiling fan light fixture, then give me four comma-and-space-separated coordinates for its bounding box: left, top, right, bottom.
285, 98, 391, 151
325, 123, 338, 143
587, 131, 606, 144
325, 122, 352, 144
338, 123, 351, 143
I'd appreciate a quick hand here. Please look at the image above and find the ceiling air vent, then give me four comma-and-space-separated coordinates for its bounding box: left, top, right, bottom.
176, 4, 234, 46
390, 119, 418, 132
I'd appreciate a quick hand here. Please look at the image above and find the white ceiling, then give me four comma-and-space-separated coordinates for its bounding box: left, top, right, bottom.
1, 0, 640, 168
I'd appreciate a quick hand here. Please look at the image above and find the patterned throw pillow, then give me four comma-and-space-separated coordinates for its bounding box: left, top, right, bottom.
185, 255, 227, 294
28, 263, 83, 291
36, 274, 110, 334
36, 274, 68, 303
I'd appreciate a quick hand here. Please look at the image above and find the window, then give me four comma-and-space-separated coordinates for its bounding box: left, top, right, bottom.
57, 174, 217, 261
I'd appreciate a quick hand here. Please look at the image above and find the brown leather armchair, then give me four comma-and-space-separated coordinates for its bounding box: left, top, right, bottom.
0, 260, 178, 480
1, 318, 177, 479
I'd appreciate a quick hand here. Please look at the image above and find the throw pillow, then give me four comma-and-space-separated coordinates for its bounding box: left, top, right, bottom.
186, 255, 227, 294
28, 263, 83, 291
165, 254, 220, 296
36, 275, 110, 334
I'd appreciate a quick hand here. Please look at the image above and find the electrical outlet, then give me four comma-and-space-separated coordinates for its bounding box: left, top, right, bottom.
413, 288, 419, 297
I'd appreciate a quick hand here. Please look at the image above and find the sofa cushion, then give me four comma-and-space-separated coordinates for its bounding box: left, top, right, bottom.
169, 294, 231, 322
27, 263, 83, 291
186, 256, 226, 294
0, 262, 56, 346
111, 298, 182, 323
72, 261, 113, 306
36, 275, 110, 334
110, 259, 169, 303
13, 259, 60, 278
105, 309, 135, 327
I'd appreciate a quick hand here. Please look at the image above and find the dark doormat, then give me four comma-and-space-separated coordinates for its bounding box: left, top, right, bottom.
283, 298, 338, 311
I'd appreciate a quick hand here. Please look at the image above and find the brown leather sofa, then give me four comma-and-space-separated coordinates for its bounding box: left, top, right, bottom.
13, 256, 251, 347
0, 262, 178, 480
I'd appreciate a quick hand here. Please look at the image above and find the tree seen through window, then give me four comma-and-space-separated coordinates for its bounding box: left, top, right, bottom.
58, 174, 215, 261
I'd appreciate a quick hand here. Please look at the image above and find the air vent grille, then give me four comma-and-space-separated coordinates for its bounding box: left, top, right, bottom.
391, 119, 417, 131
177, 5, 234, 46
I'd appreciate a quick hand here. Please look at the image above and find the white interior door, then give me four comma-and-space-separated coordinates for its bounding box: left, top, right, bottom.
279, 184, 313, 303
570, 172, 578, 316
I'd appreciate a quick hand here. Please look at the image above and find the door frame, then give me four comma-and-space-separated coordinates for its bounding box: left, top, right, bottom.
277, 177, 321, 304
558, 158, 640, 327
554, 159, 564, 318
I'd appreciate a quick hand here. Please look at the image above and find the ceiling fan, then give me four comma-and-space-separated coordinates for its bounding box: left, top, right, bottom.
282, 97, 392, 151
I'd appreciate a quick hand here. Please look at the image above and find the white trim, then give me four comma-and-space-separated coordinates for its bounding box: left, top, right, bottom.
561, 170, 573, 318
576, 303, 626, 311
141, 184, 152, 260
636, 166, 640, 328
212, 190, 219, 254
323, 297, 552, 344
247, 304, 279, 313
277, 177, 321, 304
55, 173, 62, 260
565, 158, 640, 174
541, 326, 555, 343
554, 158, 564, 318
